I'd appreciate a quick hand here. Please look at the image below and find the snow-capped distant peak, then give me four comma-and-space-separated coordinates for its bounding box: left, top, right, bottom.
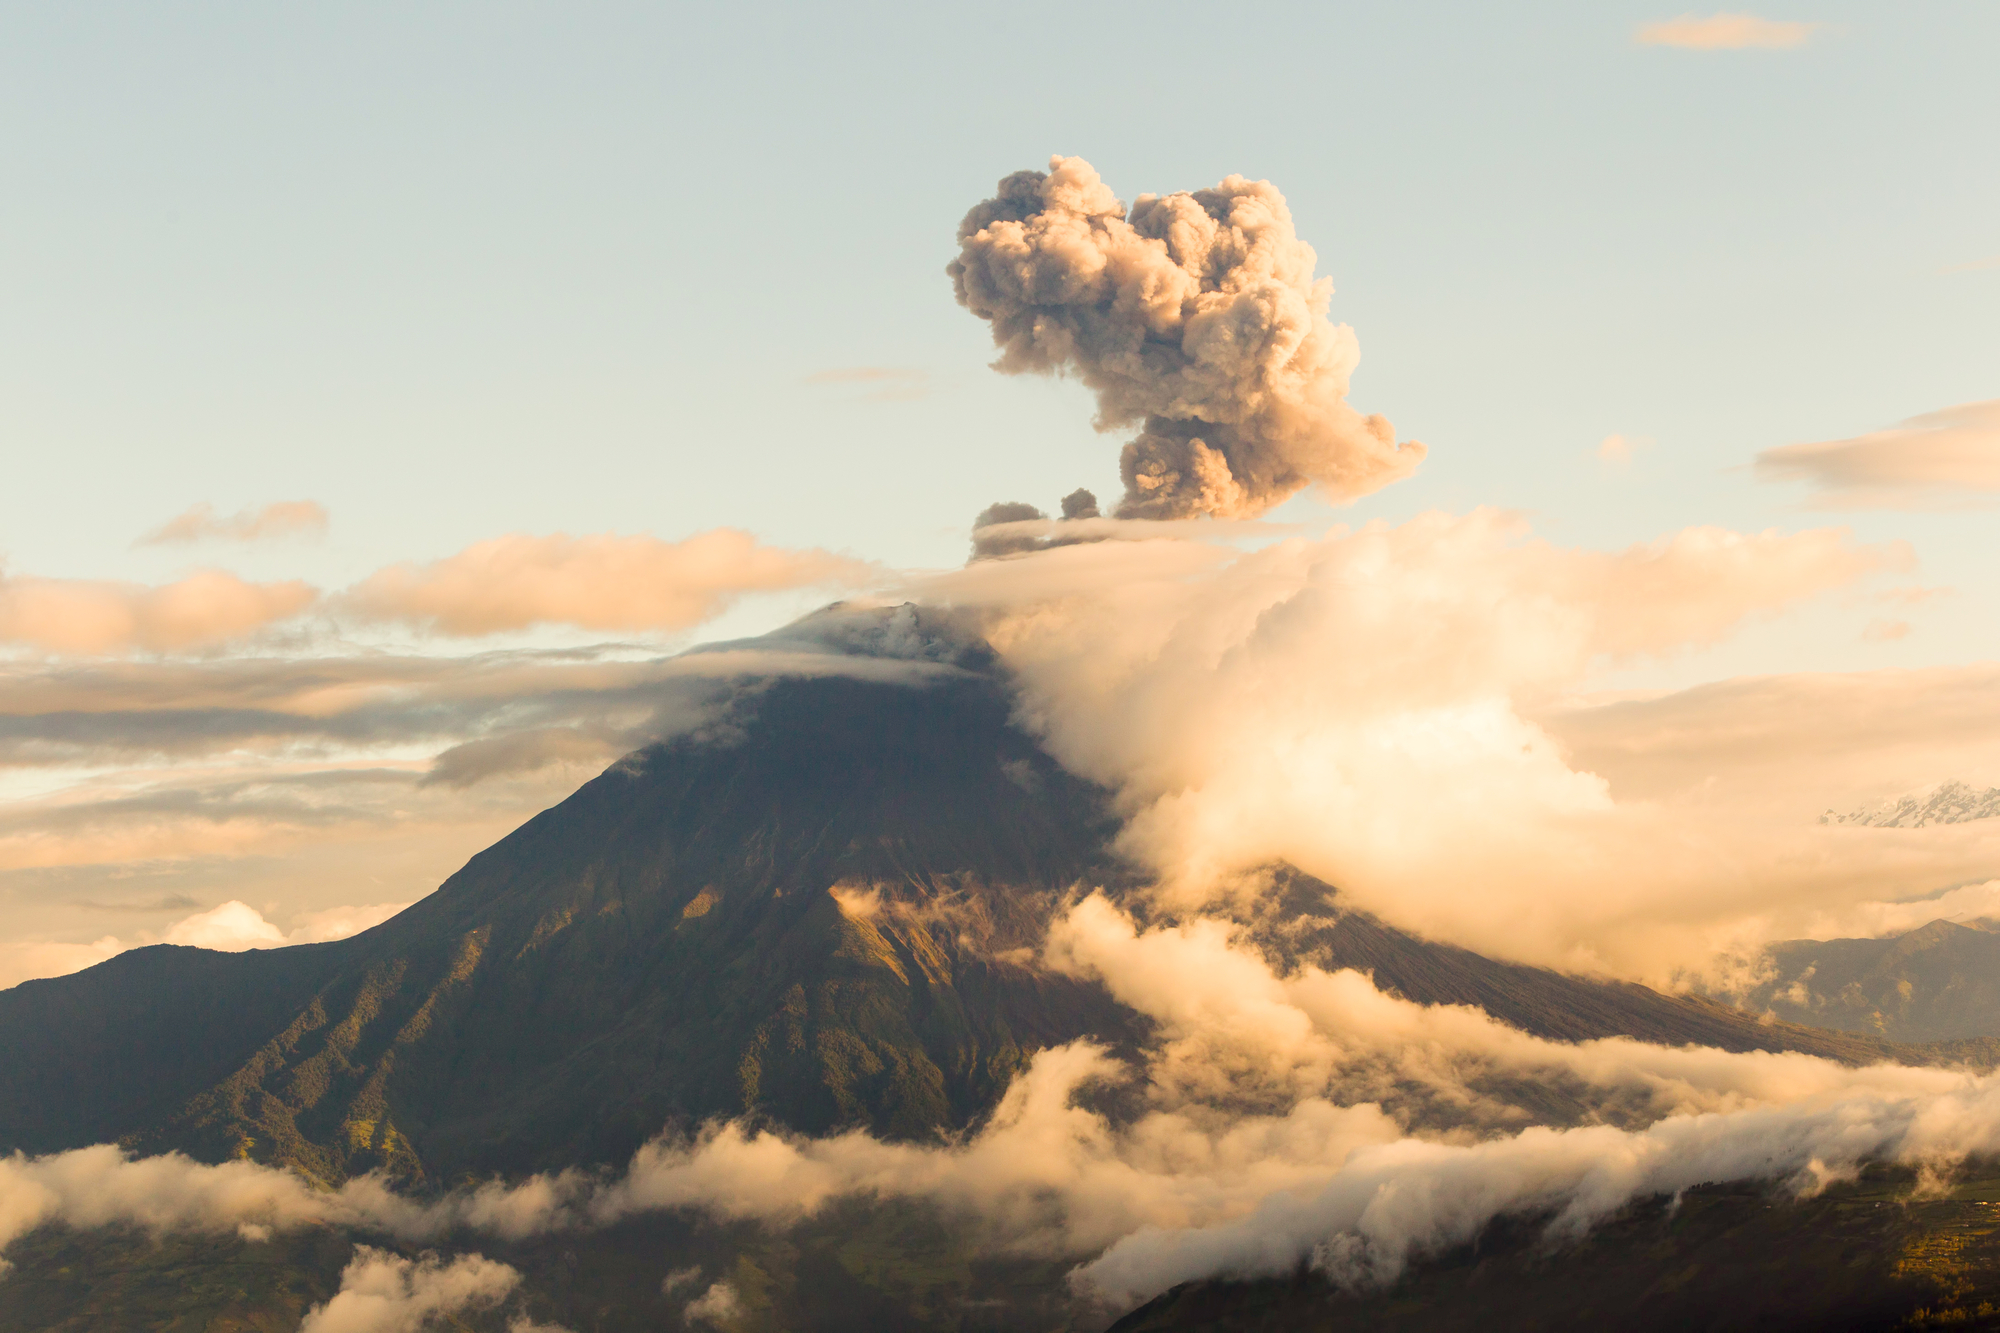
1822, 780, 2000, 829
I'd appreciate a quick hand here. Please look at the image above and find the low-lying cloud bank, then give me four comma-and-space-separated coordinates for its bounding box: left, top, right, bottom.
341, 530, 873, 636
0, 525, 871, 656
906, 507, 1973, 981
1636, 14, 1820, 51
5, 896, 1998, 1314
1075, 1086, 1993, 1305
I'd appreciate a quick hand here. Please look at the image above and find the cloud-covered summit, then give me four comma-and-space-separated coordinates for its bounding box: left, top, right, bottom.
949, 156, 1423, 520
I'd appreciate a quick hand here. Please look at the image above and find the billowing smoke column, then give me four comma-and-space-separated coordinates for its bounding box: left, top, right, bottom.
949, 156, 1425, 520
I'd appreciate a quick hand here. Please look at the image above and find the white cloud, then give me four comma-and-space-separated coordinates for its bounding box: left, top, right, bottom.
137, 501, 329, 546
1756, 400, 2000, 509
1, 900, 410, 990
298, 1247, 522, 1333
1637, 13, 1819, 50
341, 530, 874, 637
0, 567, 315, 655
913, 509, 1926, 980
682, 1281, 744, 1327
7, 924, 2000, 1323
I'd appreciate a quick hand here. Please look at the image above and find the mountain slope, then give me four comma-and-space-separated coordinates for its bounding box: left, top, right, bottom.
1107, 1166, 2000, 1333
3, 607, 1990, 1193
1744, 917, 2000, 1043
2, 624, 1141, 1183
1251, 869, 1950, 1065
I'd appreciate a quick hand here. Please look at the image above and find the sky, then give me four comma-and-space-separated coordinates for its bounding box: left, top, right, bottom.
0, 1, 1996, 983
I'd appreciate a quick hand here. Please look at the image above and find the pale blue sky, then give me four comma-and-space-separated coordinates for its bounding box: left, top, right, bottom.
2, 1, 1995, 677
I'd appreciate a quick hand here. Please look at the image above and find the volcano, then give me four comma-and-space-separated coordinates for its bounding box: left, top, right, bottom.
0, 606, 1939, 1191
8, 607, 1997, 1333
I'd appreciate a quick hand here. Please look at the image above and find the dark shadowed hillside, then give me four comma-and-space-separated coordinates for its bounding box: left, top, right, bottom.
1107, 1164, 2000, 1333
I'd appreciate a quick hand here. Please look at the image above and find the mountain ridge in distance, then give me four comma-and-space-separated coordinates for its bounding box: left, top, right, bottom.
1823, 779, 2000, 829
1744, 915, 2000, 1043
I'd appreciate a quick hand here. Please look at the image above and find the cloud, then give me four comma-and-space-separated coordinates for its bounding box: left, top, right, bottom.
0, 898, 410, 989
0, 649, 699, 768
1596, 434, 1649, 466
0, 936, 126, 992
950, 156, 1423, 520
1801, 880, 2000, 940
1544, 664, 2000, 814
0, 638, 938, 775
911, 508, 1926, 979
1075, 1081, 1998, 1305
1636, 14, 1819, 50
0, 568, 316, 655
419, 727, 627, 789
286, 901, 411, 944
0, 618, 989, 991
0, 1140, 588, 1263
137, 501, 330, 546
0, 1144, 374, 1263
341, 530, 874, 636
1862, 618, 1910, 643
160, 899, 286, 949
682, 1281, 744, 1327
298, 1247, 523, 1333
160, 899, 409, 952
74, 894, 202, 914
1942, 255, 2000, 276
7, 907, 1999, 1322
1755, 400, 2000, 509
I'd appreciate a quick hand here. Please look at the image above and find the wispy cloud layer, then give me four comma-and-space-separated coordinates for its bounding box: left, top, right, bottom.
342, 531, 873, 636
1756, 400, 2000, 509
0, 525, 871, 657
1637, 13, 1820, 50
917, 509, 1931, 979
0, 634, 971, 986
0, 568, 316, 654
137, 501, 330, 546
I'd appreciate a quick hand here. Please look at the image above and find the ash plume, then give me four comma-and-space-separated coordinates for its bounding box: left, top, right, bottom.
949, 156, 1425, 520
